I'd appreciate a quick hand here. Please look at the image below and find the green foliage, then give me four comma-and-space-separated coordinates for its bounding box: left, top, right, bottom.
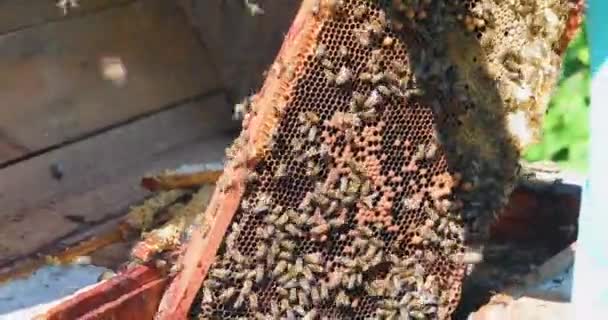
523, 26, 590, 172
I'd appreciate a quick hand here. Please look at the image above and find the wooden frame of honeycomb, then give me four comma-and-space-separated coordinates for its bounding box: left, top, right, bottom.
152, 1, 583, 319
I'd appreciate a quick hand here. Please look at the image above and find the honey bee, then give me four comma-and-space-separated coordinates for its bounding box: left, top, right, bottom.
323, 200, 338, 216
311, 0, 320, 16
326, 0, 344, 13
293, 257, 304, 273
348, 273, 360, 290
279, 240, 296, 251
218, 287, 236, 303
377, 85, 392, 97
278, 271, 297, 285
357, 72, 373, 84
338, 45, 349, 59
303, 309, 318, 320
254, 264, 265, 283
421, 226, 440, 243
371, 72, 385, 84
310, 223, 330, 236
382, 36, 394, 47
425, 143, 438, 160
295, 213, 310, 227
302, 266, 315, 282
233, 270, 248, 281
410, 310, 426, 320
245, 170, 260, 185
258, 225, 275, 240
286, 279, 304, 292
412, 144, 426, 162
308, 263, 324, 273
299, 291, 311, 306
320, 281, 329, 300
380, 298, 400, 310
364, 90, 383, 109
278, 287, 289, 297
403, 197, 421, 210
253, 312, 267, 320
241, 279, 253, 296
274, 163, 288, 178
286, 224, 304, 237
246, 269, 256, 279
211, 268, 230, 280
405, 87, 424, 97
324, 69, 336, 83
369, 251, 383, 267
307, 126, 318, 142
357, 29, 371, 47
367, 19, 384, 36
202, 287, 213, 303
289, 287, 298, 302
321, 58, 334, 70
336, 290, 350, 306
339, 194, 355, 206
315, 44, 328, 61
246, 293, 258, 310
278, 251, 294, 260
310, 286, 321, 304
328, 217, 345, 228
441, 239, 457, 250
353, 4, 367, 19
232, 96, 251, 120
425, 251, 437, 263
275, 213, 289, 227
281, 299, 291, 312
271, 300, 280, 315
273, 260, 288, 276
391, 59, 408, 74
411, 234, 423, 245
436, 218, 448, 233
335, 66, 353, 86
335, 176, 348, 193
462, 250, 484, 264
294, 306, 307, 317
264, 212, 279, 224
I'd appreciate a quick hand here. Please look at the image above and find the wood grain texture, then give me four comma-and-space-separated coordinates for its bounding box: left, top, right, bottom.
0, 93, 236, 266
0, 0, 133, 35
0, 0, 221, 165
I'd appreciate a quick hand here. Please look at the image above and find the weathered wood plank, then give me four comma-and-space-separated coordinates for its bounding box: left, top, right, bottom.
0, 0, 221, 165
0, 0, 133, 35
0, 93, 237, 266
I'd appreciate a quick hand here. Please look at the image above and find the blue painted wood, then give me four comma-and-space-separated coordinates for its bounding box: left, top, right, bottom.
572, 0, 608, 317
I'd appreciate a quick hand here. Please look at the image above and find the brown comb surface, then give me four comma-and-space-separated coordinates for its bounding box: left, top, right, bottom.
187, 0, 574, 319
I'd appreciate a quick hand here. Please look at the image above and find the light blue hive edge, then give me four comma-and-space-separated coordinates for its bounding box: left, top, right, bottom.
572, 1, 608, 319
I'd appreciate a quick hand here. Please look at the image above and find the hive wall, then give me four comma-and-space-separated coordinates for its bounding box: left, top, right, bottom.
191, 0, 572, 319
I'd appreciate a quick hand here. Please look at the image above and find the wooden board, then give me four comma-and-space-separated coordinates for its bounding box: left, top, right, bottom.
0, 0, 134, 35
0, 0, 220, 165
0, 93, 237, 266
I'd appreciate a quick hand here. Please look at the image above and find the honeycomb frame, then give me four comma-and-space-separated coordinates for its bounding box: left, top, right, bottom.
155, 1, 580, 319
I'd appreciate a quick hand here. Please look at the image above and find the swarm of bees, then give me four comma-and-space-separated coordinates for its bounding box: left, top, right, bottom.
194, 0, 575, 319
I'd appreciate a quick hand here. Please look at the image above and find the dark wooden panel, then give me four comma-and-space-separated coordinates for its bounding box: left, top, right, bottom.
0, 0, 221, 165
0, 93, 236, 265
0, 0, 133, 35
